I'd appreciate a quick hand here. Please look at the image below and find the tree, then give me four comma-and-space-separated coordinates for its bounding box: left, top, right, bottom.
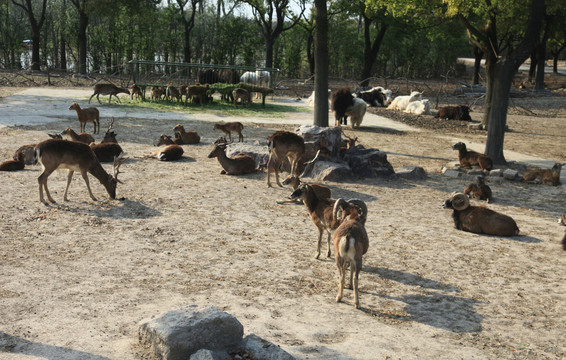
174, 0, 201, 64
12, 0, 48, 71
313, 0, 328, 127
446, 0, 545, 164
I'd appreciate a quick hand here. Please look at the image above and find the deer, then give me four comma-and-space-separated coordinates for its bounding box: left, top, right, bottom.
69, 102, 100, 134
166, 85, 182, 103
0, 151, 25, 171
173, 124, 201, 144
266, 131, 305, 187
232, 88, 250, 107
523, 163, 564, 186
150, 86, 165, 101
88, 83, 130, 104
214, 122, 244, 142
129, 84, 142, 100
61, 128, 95, 145
185, 84, 210, 106
154, 134, 184, 146
101, 118, 117, 143
207, 137, 257, 175
148, 145, 184, 161
35, 139, 124, 204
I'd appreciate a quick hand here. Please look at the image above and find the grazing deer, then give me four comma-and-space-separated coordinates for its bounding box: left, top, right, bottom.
232, 88, 250, 107
35, 139, 124, 204
69, 102, 100, 134
185, 84, 210, 106
214, 122, 244, 143
89, 83, 130, 104
129, 84, 142, 100
266, 131, 305, 187
150, 86, 165, 102
61, 128, 95, 145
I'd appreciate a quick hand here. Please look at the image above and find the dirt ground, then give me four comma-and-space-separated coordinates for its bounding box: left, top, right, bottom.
0, 74, 565, 360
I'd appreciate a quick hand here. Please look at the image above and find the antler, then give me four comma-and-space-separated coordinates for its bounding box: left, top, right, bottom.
107, 117, 115, 132
113, 155, 126, 183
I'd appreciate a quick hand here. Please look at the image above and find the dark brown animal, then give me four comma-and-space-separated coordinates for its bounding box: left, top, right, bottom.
331, 88, 354, 126
61, 128, 95, 145
435, 105, 472, 121
443, 192, 519, 236
523, 163, 564, 186
173, 124, 201, 144
232, 88, 250, 107
166, 85, 181, 102
69, 102, 100, 134
90, 143, 124, 163
101, 118, 117, 144
186, 85, 210, 106
196, 69, 219, 85
154, 134, 184, 146
89, 83, 130, 104
452, 142, 493, 171
0, 151, 25, 171
207, 138, 257, 175
464, 176, 492, 202
149, 145, 184, 161
266, 131, 305, 187
214, 122, 244, 142
129, 84, 142, 100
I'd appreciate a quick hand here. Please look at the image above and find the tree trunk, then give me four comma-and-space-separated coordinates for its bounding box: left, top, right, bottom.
472, 46, 483, 85
30, 31, 41, 71
60, 34, 67, 71
265, 35, 274, 68
360, 15, 387, 87
306, 31, 314, 77
534, 42, 545, 91
78, 10, 88, 74
482, 51, 498, 127
528, 50, 537, 83
313, 0, 328, 127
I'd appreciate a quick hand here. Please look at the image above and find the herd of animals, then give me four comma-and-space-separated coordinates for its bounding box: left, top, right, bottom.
0, 82, 565, 310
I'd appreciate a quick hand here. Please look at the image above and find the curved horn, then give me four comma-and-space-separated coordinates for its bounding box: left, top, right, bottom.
451, 193, 470, 211
333, 198, 348, 222
347, 199, 368, 225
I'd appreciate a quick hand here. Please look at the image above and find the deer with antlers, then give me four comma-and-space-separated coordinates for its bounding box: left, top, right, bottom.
35, 139, 125, 204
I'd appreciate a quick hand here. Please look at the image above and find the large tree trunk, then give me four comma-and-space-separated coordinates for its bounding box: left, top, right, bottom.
78, 10, 88, 74
534, 33, 547, 91
265, 36, 274, 68
472, 46, 483, 85
306, 30, 314, 77
60, 33, 67, 71
30, 32, 41, 71
313, 0, 328, 127
360, 15, 387, 87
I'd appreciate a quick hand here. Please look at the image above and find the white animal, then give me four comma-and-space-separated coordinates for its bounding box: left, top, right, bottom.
387, 91, 422, 111
404, 99, 431, 115
345, 98, 367, 129
307, 89, 331, 107
240, 71, 271, 99
372, 86, 393, 105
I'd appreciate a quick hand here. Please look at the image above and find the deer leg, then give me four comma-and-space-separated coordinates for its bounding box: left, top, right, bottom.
326, 232, 332, 258
336, 258, 345, 303
88, 94, 95, 104
38, 169, 56, 204
315, 226, 324, 259
63, 170, 75, 201
266, 156, 274, 187
347, 262, 353, 289
79, 170, 98, 201
353, 260, 361, 309
96, 94, 102, 104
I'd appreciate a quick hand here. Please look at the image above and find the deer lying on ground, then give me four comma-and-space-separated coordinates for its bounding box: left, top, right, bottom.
89, 83, 130, 104
452, 142, 493, 171
35, 139, 124, 204
0, 151, 25, 171
69, 102, 100, 134
173, 124, 201, 144
101, 118, 117, 143
129, 84, 142, 100
214, 122, 244, 142
154, 134, 183, 146
148, 145, 184, 161
289, 183, 367, 259
13, 144, 38, 165
267, 131, 305, 187
207, 137, 257, 175
333, 202, 369, 309
523, 163, 564, 186
61, 128, 95, 145
232, 88, 250, 107
464, 176, 492, 202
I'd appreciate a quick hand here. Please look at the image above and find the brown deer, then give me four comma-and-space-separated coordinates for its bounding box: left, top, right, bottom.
523, 163, 564, 186
35, 139, 124, 204
61, 128, 95, 145
185, 84, 210, 106
89, 83, 130, 104
173, 124, 201, 144
232, 88, 250, 107
129, 84, 142, 100
69, 102, 100, 134
154, 134, 184, 146
0, 151, 25, 171
166, 85, 181, 102
207, 137, 257, 175
150, 86, 165, 101
266, 131, 305, 187
214, 122, 244, 142
101, 118, 117, 143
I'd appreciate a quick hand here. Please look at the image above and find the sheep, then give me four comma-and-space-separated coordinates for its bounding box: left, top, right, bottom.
90, 143, 124, 163
333, 201, 369, 309
207, 137, 257, 175
69, 102, 100, 134
435, 105, 472, 121
522, 163, 564, 186
0, 151, 25, 171
442, 192, 519, 236
185, 85, 210, 106
129, 84, 142, 100
173, 124, 201, 144
154, 134, 184, 146
331, 88, 354, 126
232, 88, 250, 107
353, 87, 385, 107
387, 91, 422, 111
464, 176, 492, 202
344, 98, 367, 129
214, 122, 244, 143
289, 183, 367, 259
148, 145, 184, 161
61, 128, 95, 145
88, 83, 130, 104
165, 85, 181, 103
404, 99, 431, 115
266, 131, 305, 187
452, 142, 493, 171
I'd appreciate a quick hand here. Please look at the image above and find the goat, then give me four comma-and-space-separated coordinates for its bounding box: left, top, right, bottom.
214, 122, 244, 143
333, 202, 369, 309
387, 91, 422, 111
232, 88, 250, 107
331, 88, 354, 126
523, 163, 564, 186
289, 184, 367, 258
101, 118, 117, 144
13, 144, 38, 165
307, 89, 331, 107
90, 143, 124, 163
452, 142, 493, 171
129, 84, 142, 100
154, 134, 184, 146
442, 192, 519, 236
150, 86, 165, 102
0, 151, 25, 171
166, 85, 181, 103
35, 139, 124, 204
88, 83, 129, 104
186, 84, 210, 106
69, 102, 100, 134
149, 145, 184, 161
404, 99, 431, 115
435, 105, 472, 121
354, 87, 385, 107
207, 138, 257, 175
464, 176, 492, 202
61, 128, 95, 145
173, 124, 201, 144
344, 98, 367, 129
266, 131, 305, 187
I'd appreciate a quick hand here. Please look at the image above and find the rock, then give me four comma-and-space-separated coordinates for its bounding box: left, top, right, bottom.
311, 161, 353, 182
488, 168, 503, 177
190, 349, 224, 360
225, 142, 269, 169
468, 123, 483, 130
462, 173, 480, 181
138, 306, 244, 360
503, 169, 519, 180
396, 166, 427, 180
296, 125, 342, 160
241, 334, 295, 360
343, 145, 395, 178
442, 167, 461, 178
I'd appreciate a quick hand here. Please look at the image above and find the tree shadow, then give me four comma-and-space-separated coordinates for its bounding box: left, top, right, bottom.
0, 331, 111, 360
364, 266, 460, 293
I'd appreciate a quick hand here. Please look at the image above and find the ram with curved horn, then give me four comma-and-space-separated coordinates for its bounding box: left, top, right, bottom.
442, 192, 518, 236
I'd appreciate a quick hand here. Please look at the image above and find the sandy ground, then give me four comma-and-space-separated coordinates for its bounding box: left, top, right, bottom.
0, 88, 565, 360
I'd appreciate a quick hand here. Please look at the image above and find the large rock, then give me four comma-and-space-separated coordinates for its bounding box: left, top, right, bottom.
241, 334, 295, 360
296, 125, 342, 160
396, 166, 427, 180
311, 161, 353, 181
138, 306, 244, 360
343, 145, 395, 178
224, 142, 269, 169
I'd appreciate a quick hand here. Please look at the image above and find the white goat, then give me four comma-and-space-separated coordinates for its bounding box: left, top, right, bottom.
387, 91, 422, 111
345, 98, 367, 129
404, 99, 431, 115
307, 89, 331, 107
371, 86, 393, 105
